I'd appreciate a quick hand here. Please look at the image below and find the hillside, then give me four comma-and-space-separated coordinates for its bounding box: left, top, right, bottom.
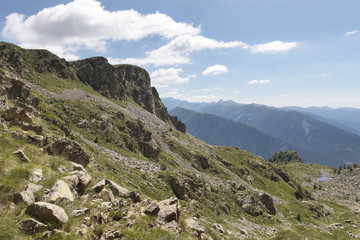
0, 42, 359, 239
165, 98, 360, 167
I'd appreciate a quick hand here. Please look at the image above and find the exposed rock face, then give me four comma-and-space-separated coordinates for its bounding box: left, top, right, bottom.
259, 193, 276, 215
73, 57, 127, 101
46, 137, 91, 167
26, 202, 69, 224
72, 57, 185, 132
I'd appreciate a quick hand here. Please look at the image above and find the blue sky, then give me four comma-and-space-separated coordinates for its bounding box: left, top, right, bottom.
1, 0, 360, 108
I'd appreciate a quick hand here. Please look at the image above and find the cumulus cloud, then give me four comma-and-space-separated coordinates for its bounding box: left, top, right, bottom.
2, 0, 200, 60
345, 30, 359, 36
150, 68, 190, 87
1, 0, 298, 64
246, 40, 298, 54
202, 65, 228, 76
121, 35, 244, 66
248, 79, 270, 85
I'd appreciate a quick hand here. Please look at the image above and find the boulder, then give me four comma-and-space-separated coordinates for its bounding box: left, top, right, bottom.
13, 149, 30, 163
26, 202, 68, 224
69, 170, 92, 192
14, 190, 35, 205
106, 180, 130, 198
161, 220, 180, 234
72, 208, 90, 217
62, 175, 79, 192
158, 197, 181, 223
43, 180, 74, 204
186, 218, 205, 235
69, 162, 87, 172
92, 179, 107, 193
20, 218, 47, 234
46, 137, 91, 167
144, 201, 160, 216
100, 188, 115, 202
213, 223, 225, 234
100, 229, 122, 240
259, 193, 276, 215
29, 169, 43, 183
236, 193, 263, 216
14, 183, 43, 205
129, 191, 141, 203
197, 155, 211, 169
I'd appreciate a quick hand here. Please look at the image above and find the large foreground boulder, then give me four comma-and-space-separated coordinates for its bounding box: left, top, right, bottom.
26, 202, 68, 224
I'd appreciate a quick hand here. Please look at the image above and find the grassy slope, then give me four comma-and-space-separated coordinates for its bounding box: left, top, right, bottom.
0, 43, 358, 239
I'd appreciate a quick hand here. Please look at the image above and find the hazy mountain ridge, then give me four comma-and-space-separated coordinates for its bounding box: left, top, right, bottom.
164, 98, 360, 166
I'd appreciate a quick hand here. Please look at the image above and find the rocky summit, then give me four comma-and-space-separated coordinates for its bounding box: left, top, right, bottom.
0, 41, 360, 240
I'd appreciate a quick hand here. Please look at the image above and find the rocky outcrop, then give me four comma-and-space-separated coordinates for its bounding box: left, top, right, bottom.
46, 137, 91, 167
26, 202, 69, 224
259, 193, 276, 215
72, 57, 185, 132
73, 57, 127, 101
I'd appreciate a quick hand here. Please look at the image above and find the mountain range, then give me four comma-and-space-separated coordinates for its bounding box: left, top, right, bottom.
165, 98, 360, 167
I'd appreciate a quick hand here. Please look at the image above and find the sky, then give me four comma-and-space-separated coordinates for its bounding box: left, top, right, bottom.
1, 0, 360, 108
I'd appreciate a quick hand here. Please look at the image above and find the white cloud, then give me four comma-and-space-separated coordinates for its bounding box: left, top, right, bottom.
2, 0, 200, 60
150, 68, 189, 87
202, 65, 228, 76
121, 35, 244, 66
188, 74, 197, 78
246, 40, 298, 54
345, 30, 359, 36
248, 79, 270, 85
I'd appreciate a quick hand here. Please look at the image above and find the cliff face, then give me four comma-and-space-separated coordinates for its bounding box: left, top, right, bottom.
0, 42, 185, 132
72, 57, 185, 132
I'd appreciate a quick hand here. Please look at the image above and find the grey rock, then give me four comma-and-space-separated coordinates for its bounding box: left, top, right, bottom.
161, 220, 179, 234
26, 202, 68, 224
29, 169, 43, 183
213, 223, 225, 234
20, 218, 47, 234
260, 193, 276, 215
158, 197, 181, 223
43, 180, 74, 204
72, 208, 90, 217
144, 201, 160, 216
100, 188, 115, 202
186, 217, 204, 234
92, 179, 107, 193
46, 137, 91, 167
106, 180, 130, 198
13, 149, 30, 163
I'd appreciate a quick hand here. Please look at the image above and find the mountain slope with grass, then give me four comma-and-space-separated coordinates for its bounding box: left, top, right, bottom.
1, 42, 359, 240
